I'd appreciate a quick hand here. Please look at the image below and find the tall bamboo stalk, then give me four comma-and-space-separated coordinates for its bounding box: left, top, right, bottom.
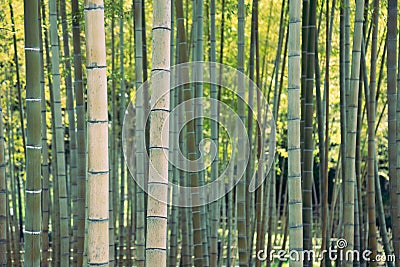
60, 0, 78, 261
71, 0, 87, 264
39, 12, 51, 264
366, 0, 379, 264
134, 0, 146, 265
23, 0, 42, 264
210, 0, 219, 265
49, 0, 69, 263
0, 94, 6, 266
145, 0, 171, 265
110, 6, 118, 266
84, 0, 109, 265
194, 1, 210, 265
175, 1, 194, 265
343, 0, 364, 265
237, 0, 249, 265
246, 0, 257, 256
288, 0, 303, 266
338, 0, 347, 249
303, 1, 316, 261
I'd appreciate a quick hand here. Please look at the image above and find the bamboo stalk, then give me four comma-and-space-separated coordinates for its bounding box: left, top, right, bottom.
288, 0, 303, 266
145, 0, 171, 265
84, 0, 110, 265
23, 0, 42, 264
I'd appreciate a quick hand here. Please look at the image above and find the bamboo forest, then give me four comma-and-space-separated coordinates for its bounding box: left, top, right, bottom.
2, 0, 400, 266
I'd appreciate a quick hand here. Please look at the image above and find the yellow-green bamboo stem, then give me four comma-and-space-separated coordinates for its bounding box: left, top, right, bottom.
23, 0, 42, 264
49, 0, 69, 263
288, 0, 303, 266
0, 95, 6, 265
343, 0, 364, 266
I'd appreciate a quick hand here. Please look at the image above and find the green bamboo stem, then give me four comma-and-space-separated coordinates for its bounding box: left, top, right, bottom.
49, 0, 70, 263
71, 0, 87, 264
23, 0, 42, 264
60, 0, 78, 262
303, 1, 316, 262
300, 0, 309, 182
237, 0, 248, 265
133, 0, 146, 265
193, 1, 209, 265
343, 0, 364, 265
39, 13, 51, 264
210, 0, 219, 264
0, 87, 6, 265
287, 0, 303, 266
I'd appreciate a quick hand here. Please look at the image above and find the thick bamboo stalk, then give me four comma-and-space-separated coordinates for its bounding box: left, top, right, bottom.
145, 0, 171, 265
23, 0, 42, 264
287, 0, 303, 266
84, 0, 109, 265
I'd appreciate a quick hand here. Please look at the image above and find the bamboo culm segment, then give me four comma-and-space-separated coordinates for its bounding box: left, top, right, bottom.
145, 0, 171, 266
84, 0, 110, 265
288, 0, 303, 266
24, 0, 42, 265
